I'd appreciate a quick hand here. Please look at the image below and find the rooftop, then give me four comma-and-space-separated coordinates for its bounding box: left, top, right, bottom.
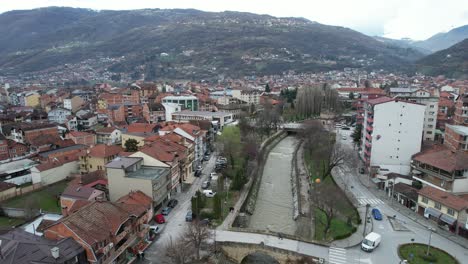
419, 186, 468, 211
105, 157, 142, 169
412, 144, 468, 173
127, 166, 170, 180
0, 159, 37, 174
446, 124, 468, 136
173, 110, 233, 118
163, 95, 198, 100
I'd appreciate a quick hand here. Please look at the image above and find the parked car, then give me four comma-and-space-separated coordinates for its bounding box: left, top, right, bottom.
161, 207, 172, 215
202, 190, 216, 198
203, 154, 210, 161
199, 218, 211, 225
210, 172, 217, 178
361, 232, 381, 252
154, 214, 166, 224
185, 210, 193, 222
195, 170, 202, 177
149, 225, 162, 234
168, 199, 178, 208
216, 157, 227, 164
201, 181, 210, 189
341, 135, 347, 140
371, 208, 382, 220
196, 165, 202, 171
341, 126, 351, 130
359, 168, 365, 174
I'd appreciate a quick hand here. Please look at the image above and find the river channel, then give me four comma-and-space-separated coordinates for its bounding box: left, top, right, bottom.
247, 136, 298, 235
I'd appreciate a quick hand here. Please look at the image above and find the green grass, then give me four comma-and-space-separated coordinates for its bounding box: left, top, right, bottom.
0, 216, 25, 228
203, 191, 239, 226
399, 243, 459, 264
314, 208, 355, 241
2, 181, 68, 213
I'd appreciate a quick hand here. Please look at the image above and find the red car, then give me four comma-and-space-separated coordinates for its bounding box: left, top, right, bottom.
154, 214, 166, 224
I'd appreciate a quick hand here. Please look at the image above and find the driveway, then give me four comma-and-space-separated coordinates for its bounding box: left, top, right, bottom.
140, 154, 217, 264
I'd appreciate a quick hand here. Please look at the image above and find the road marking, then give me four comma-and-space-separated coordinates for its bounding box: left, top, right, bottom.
329, 247, 347, 264
358, 198, 384, 205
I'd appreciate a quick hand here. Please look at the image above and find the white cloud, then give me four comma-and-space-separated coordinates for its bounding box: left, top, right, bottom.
1, 0, 468, 40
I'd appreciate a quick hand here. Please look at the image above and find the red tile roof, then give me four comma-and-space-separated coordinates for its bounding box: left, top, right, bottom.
34, 155, 79, 172
0, 181, 16, 192
95, 127, 118, 134
419, 186, 468, 211
127, 123, 157, 133
367, 96, 394, 105
412, 144, 468, 172
68, 131, 94, 138
116, 190, 152, 208
86, 144, 123, 158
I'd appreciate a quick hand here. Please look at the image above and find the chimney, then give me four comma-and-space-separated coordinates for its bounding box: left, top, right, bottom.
51, 247, 59, 259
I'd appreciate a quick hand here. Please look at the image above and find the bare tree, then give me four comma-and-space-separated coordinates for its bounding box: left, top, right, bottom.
184, 221, 213, 260
164, 236, 193, 264
312, 183, 343, 239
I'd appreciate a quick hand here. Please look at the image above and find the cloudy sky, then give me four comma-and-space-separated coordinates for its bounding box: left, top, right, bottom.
2, 0, 468, 40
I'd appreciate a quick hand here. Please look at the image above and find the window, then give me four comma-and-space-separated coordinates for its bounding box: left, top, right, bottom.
428, 118, 434, 122
430, 105, 435, 108
427, 131, 433, 135
447, 208, 455, 216
434, 202, 441, 210
422, 197, 428, 203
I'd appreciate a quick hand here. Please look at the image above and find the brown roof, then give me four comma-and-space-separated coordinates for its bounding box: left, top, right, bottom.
0, 181, 16, 192
412, 144, 468, 172
86, 144, 123, 158
419, 186, 468, 211
34, 156, 79, 172
127, 123, 157, 133
49, 200, 147, 245
61, 184, 102, 200
393, 183, 418, 201
95, 126, 118, 134
139, 144, 176, 163
68, 131, 94, 138
116, 190, 152, 208
367, 96, 394, 105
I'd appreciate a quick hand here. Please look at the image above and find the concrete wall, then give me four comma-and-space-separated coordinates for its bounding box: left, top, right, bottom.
31, 161, 78, 185
107, 168, 153, 202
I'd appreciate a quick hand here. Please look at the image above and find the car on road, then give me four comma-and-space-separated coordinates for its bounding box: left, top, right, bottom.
371, 208, 382, 220
196, 165, 202, 171
341, 126, 351, 130
185, 210, 193, 222
341, 135, 347, 140
359, 167, 365, 174
154, 214, 166, 224
149, 225, 163, 234
201, 181, 210, 189
216, 157, 227, 164
161, 207, 172, 215
361, 232, 381, 252
202, 190, 216, 198
167, 199, 178, 208
195, 170, 202, 177
203, 154, 210, 161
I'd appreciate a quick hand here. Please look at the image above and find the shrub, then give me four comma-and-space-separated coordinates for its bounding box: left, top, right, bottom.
420, 253, 438, 262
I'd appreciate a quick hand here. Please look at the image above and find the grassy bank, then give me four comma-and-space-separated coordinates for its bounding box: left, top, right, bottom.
399, 243, 459, 264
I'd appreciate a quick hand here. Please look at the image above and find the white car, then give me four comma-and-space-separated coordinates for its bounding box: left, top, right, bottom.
202, 190, 216, 198
341, 135, 347, 140
210, 172, 217, 178
149, 225, 163, 234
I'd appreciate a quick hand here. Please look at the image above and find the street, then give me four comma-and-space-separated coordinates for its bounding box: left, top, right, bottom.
140, 154, 217, 264
333, 127, 468, 264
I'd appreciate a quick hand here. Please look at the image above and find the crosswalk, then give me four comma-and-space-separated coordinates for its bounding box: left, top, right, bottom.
358, 197, 384, 206
328, 247, 347, 264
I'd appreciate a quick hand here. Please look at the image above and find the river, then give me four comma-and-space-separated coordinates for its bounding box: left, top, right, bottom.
247, 136, 298, 235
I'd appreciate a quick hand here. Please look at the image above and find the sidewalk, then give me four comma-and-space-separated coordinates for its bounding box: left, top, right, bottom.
356, 171, 468, 250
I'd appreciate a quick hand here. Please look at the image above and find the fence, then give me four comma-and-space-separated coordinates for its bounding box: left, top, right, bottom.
0, 183, 43, 202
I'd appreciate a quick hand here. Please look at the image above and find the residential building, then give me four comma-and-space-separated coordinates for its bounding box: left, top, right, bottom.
360, 97, 425, 174
453, 89, 468, 126
162, 102, 181, 121
143, 102, 165, 123
444, 124, 468, 152
417, 186, 468, 238
24, 92, 40, 107
0, 181, 17, 202
171, 110, 234, 129
66, 131, 96, 146
45, 192, 153, 264
0, 229, 88, 264
121, 123, 158, 148
390, 87, 439, 141
79, 144, 123, 173
162, 95, 199, 111
0, 158, 37, 185
106, 157, 170, 206
76, 112, 98, 130
64, 96, 85, 113
60, 183, 106, 216
31, 156, 79, 186
232, 89, 261, 105
392, 182, 419, 211
48, 108, 72, 124
411, 144, 468, 193
96, 127, 122, 145
6, 122, 58, 144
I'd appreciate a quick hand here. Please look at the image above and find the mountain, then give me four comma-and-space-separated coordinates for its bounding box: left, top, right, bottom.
412, 25, 468, 53
416, 38, 468, 79
373, 36, 431, 55
0, 7, 424, 79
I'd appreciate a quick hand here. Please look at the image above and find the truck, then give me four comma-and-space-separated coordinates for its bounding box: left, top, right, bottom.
361, 232, 381, 252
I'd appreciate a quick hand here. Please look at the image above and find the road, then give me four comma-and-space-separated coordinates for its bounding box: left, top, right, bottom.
332, 127, 468, 264
141, 154, 217, 264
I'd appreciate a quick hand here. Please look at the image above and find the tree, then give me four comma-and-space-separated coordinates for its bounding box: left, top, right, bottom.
164, 236, 192, 264
192, 191, 205, 216
265, 83, 271, 93
124, 139, 139, 152
257, 100, 280, 138
213, 194, 222, 219
184, 221, 212, 260
296, 85, 340, 118
348, 92, 355, 100
217, 126, 242, 170
313, 183, 342, 238
352, 124, 362, 147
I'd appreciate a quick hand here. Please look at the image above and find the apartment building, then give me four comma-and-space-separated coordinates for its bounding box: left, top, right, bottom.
232, 89, 261, 105
171, 110, 234, 128
63, 96, 85, 113
79, 144, 123, 173
162, 95, 199, 111
360, 97, 425, 174
48, 108, 72, 124
453, 89, 468, 126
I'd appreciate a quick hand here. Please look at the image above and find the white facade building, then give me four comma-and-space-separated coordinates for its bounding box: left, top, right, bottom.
360, 97, 425, 175
47, 108, 72, 124
232, 89, 261, 105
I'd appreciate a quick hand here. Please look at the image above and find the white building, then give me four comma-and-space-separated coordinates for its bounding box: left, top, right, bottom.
360, 97, 425, 175
47, 108, 72, 124
171, 111, 234, 129
232, 89, 261, 105
162, 103, 181, 122
162, 95, 198, 111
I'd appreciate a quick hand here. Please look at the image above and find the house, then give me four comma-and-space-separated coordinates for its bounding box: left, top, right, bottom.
76, 112, 98, 130
48, 108, 72, 125
392, 182, 419, 211
444, 124, 468, 152
6, 122, 58, 144
411, 144, 468, 194
231, 89, 261, 105
142, 102, 165, 123
79, 144, 123, 173
162, 95, 199, 110
0, 229, 88, 264
44, 192, 153, 264
66, 131, 96, 146
0, 158, 37, 185
171, 110, 234, 129
38, 144, 88, 162
417, 186, 468, 238
24, 92, 40, 107
63, 96, 85, 113
60, 183, 106, 216
96, 127, 122, 145
31, 156, 79, 186
0, 181, 17, 201
453, 89, 468, 126
106, 157, 170, 207
359, 97, 425, 175
121, 123, 158, 148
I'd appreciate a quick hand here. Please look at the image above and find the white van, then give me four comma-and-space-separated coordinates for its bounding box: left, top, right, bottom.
361, 232, 381, 252
202, 190, 216, 198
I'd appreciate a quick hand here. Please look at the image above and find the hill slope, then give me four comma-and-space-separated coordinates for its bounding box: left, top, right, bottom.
413, 25, 468, 53
0, 7, 423, 79
416, 38, 468, 79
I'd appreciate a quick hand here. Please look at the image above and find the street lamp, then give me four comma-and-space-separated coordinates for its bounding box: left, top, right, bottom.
363, 203, 370, 236
426, 227, 435, 256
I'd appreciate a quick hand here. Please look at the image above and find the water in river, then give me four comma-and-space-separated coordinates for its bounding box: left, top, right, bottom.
248, 136, 298, 235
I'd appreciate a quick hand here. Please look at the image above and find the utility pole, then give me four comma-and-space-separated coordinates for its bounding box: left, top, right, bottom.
363, 203, 370, 236
426, 227, 435, 256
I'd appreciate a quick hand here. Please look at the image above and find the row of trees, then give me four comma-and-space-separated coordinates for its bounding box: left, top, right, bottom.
295, 84, 340, 118
164, 221, 212, 263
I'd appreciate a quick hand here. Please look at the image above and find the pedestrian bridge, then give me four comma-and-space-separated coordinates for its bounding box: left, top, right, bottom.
215, 230, 327, 264
280, 122, 305, 132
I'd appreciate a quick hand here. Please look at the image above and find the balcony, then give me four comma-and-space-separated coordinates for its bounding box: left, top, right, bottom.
365, 133, 372, 141
411, 164, 454, 180
364, 148, 371, 157
367, 117, 374, 124
366, 125, 373, 133
365, 141, 371, 149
